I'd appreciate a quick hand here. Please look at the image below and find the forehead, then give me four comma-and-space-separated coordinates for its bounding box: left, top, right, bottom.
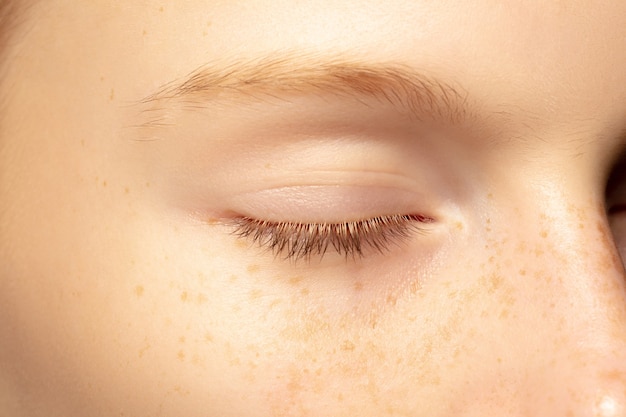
8, 0, 626, 136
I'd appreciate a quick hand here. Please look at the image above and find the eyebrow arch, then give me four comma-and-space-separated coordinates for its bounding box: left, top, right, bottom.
139, 52, 474, 125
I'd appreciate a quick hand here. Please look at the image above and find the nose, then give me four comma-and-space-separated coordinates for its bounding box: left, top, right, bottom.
498, 188, 626, 416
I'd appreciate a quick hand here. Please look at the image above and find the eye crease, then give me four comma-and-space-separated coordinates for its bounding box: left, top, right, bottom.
231, 214, 434, 262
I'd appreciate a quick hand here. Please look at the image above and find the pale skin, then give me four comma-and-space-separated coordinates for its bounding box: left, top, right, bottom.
1, 1, 626, 416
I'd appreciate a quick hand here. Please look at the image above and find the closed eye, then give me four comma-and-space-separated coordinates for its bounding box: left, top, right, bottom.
231, 214, 434, 262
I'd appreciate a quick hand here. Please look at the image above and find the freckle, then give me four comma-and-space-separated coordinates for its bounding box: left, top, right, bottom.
540, 230, 548, 238
159, 6, 164, 12
519, 270, 526, 276
102, 180, 107, 187
247, 264, 260, 274
177, 350, 185, 361
386, 294, 397, 306
354, 281, 364, 291
197, 293, 208, 304
249, 289, 263, 300
80, 139, 85, 147
288, 276, 303, 285
204, 332, 213, 343
340, 340, 355, 351
488, 274, 503, 293
235, 239, 248, 249
264, 163, 272, 169
109, 88, 115, 101
455, 221, 464, 230
487, 193, 493, 199
124, 187, 130, 194
229, 274, 238, 283
300, 288, 310, 296
179, 336, 185, 344
180, 291, 188, 301
499, 309, 509, 319
134, 285, 144, 297
145, 182, 151, 188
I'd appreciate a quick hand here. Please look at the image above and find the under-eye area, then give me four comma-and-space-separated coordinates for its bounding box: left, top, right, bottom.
230, 213, 435, 262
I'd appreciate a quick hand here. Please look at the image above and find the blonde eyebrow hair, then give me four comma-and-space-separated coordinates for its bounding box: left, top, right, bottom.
140, 53, 474, 125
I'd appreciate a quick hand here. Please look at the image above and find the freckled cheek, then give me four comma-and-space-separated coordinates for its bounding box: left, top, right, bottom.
125, 253, 517, 413
107, 225, 500, 411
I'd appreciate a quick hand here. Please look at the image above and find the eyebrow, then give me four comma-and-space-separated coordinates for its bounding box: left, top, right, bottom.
139, 53, 475, 126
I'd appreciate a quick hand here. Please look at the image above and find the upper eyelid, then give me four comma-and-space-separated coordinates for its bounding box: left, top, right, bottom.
225, 184, 435, 224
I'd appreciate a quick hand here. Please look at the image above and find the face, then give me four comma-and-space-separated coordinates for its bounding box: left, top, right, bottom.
2, 1, 626, 415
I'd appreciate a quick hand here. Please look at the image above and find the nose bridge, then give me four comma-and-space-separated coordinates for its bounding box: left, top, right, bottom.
508, 186, 626, 415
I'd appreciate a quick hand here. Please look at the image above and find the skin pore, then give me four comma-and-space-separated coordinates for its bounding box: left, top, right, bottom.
1, 1, 626, 416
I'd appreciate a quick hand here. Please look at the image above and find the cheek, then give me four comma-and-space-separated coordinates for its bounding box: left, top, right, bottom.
4, 180, 610, 416
0, 194, 506, 417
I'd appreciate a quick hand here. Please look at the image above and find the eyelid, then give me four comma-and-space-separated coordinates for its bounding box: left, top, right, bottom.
231, 214, 434, 262
228, 185, 433, 223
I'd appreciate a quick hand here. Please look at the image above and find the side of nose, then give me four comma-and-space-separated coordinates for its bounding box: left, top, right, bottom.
504, 191, 626, 416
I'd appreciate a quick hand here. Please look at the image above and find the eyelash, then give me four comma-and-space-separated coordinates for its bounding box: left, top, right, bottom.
231, 214, 433, 261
